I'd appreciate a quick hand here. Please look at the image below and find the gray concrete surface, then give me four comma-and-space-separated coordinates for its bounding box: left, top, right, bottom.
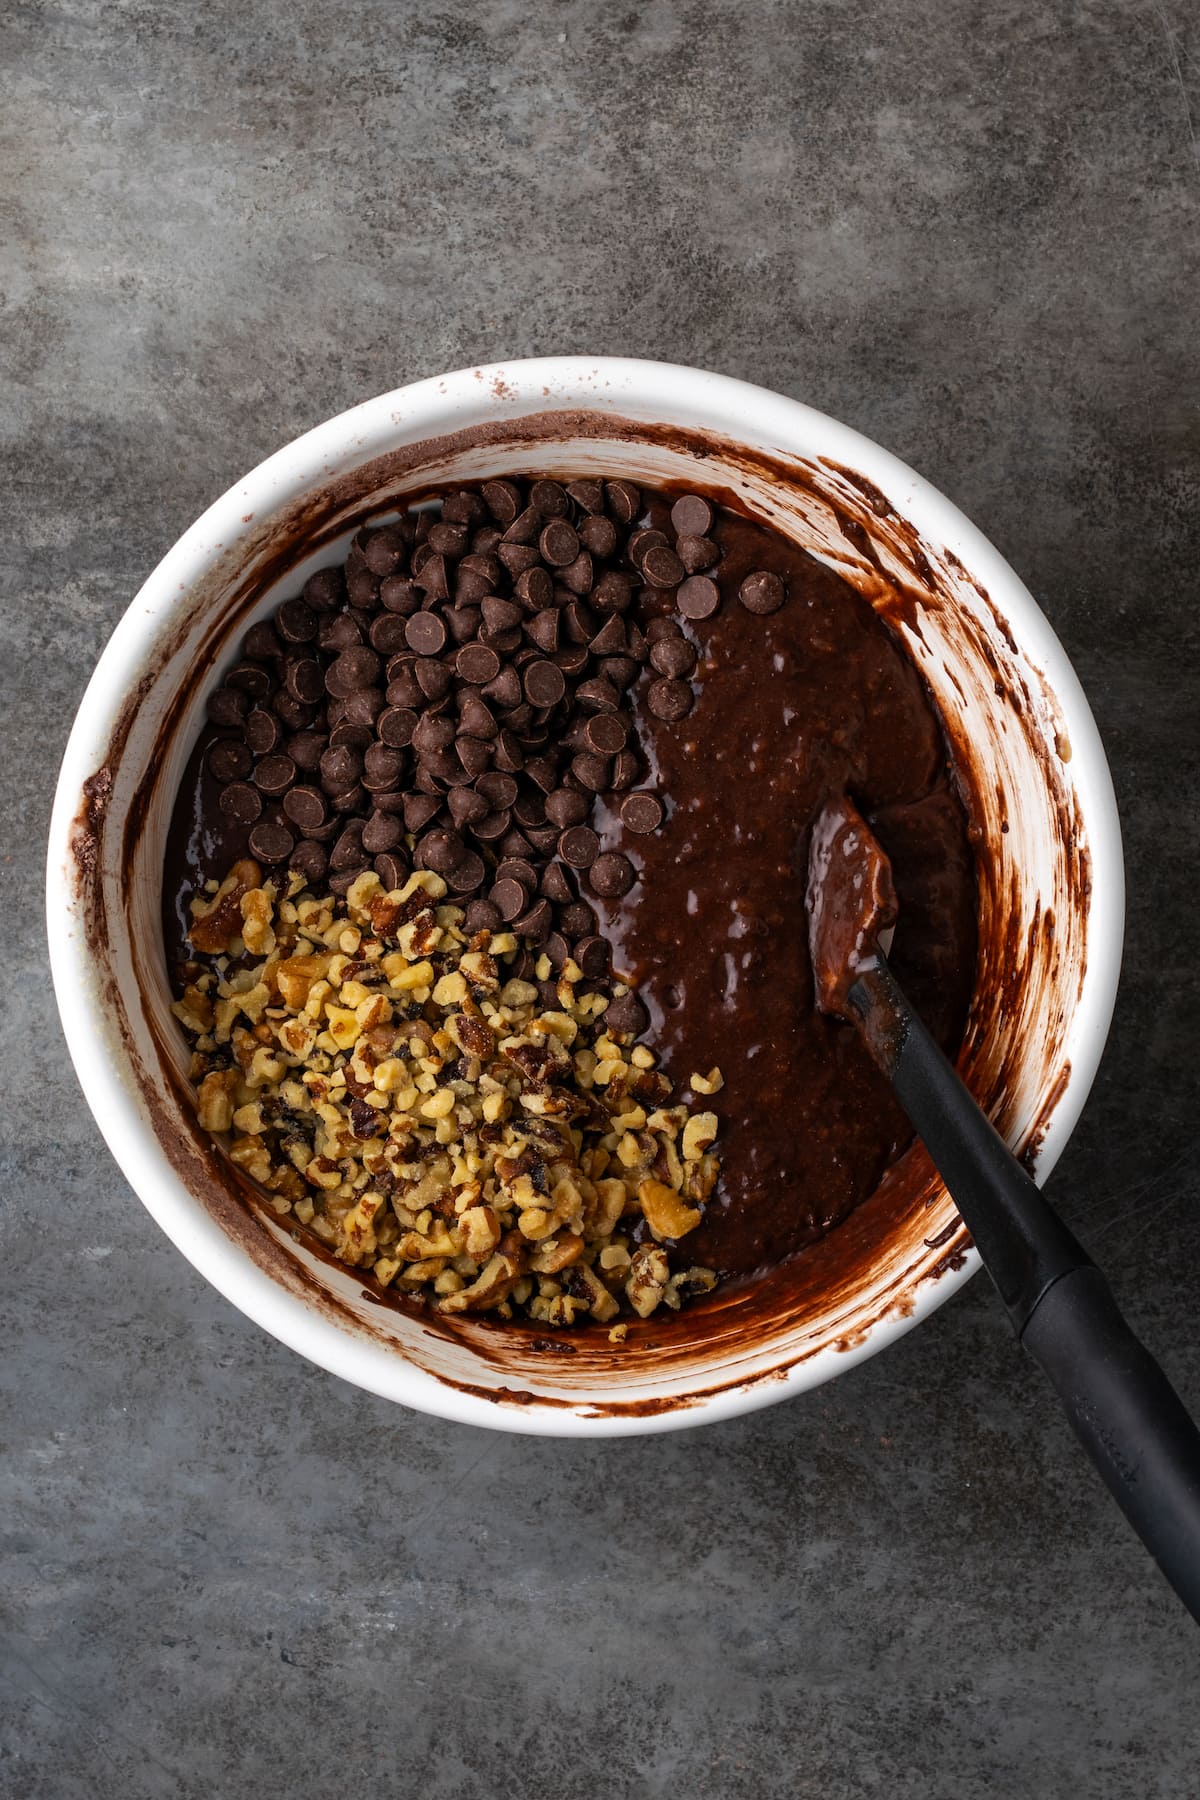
3, 2, 1199, 1794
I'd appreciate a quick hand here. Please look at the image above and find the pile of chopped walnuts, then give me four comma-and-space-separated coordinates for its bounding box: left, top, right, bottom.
173, 858, 723, 1333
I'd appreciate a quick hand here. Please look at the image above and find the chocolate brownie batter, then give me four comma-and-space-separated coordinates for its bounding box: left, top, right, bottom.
589, 498, 977, 1277
163, 481, 976, 1290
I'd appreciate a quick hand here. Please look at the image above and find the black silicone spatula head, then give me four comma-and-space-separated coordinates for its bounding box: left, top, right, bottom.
805, 797, 1200, 1623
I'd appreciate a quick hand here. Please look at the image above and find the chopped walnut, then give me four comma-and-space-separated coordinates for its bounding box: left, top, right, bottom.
174, 863, 722, 1332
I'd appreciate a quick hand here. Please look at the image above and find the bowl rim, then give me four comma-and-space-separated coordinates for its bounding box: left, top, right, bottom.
45, 355, 1125, 1435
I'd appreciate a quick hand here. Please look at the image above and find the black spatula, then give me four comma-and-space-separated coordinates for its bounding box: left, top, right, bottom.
807, 794, 1200, 1621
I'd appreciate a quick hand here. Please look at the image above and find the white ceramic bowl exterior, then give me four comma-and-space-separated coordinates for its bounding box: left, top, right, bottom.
46, 359, 1123, 1435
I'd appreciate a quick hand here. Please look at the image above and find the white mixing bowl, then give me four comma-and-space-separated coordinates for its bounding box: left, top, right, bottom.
46, 357, 1123, 1435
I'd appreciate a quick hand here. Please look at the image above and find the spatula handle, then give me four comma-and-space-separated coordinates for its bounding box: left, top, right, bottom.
1022, 1265, 1200, 1618
852, 961, 1200, 1622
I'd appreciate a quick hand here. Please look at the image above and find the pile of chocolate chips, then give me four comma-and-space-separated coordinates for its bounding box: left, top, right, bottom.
203, 476, 785, 994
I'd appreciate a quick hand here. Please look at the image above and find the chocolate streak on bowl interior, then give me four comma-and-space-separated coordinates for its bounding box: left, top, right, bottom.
64, 406, 1087, 1411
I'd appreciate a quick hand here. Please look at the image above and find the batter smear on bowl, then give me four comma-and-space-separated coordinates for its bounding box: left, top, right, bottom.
164, 477, 976, 1328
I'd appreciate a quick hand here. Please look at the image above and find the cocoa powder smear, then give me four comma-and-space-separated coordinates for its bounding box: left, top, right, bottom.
164, 480, 977, 1293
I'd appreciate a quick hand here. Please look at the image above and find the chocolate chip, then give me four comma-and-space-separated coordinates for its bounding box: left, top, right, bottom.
498, 540, 540, 577
288, 729, 326, 772
368, 613, 413, 656
529, 479, 570, 518
738, 569, 786, 615
561, 603, 597, 647
458, 694, 497, 742
320, 612, 365, 653
464, 898, 502, 933
651, 636, 698, 678
403, 792, 442, 835
207, 685, 249, 729
611, 748, 641, 791
371, 788, 407, 816
668, 495, 712, 538
676, 575, 720, 621
319, 744, 362, 792
342, 688, 384, 728
327, 646, 383, 697
219, 780, 262, 824
444, 490, 487, 526
586, 616, 625, 658
363, 743, 404, 791
413, 553, 449, 599
428, 520, 469, 558
523, 659, 566, 707
290, 839, 329, 884
493, 729, 524, 772
525, 824, 561, 854
378, 706, 418, 748
481, 663, 523, 709
592, 570, 633, 613
362, 810, 405, 853
545, 787, 589, 828
641, 544, 686, 588
208, 740, 251, 782
490, 877, 527, 921
330, 822, 367, 871
560, 901, 597, 937
252, 753, 296, 797
415, 657, 453, 701
363, 526, 407, 576
276, 598, 318, 644
525, 609, 560, 653
330, 782, 367, 815
575, 676, 621, 714
647, 677, 694, 721
446, 605, 482, 646
570, 752, 611, 793
523, 755, 558, 795
512, 790, 547, 831
483, 479, 522, 524
604, 991, 647, 1037
558, 552, 594, 596
514, 565, 552, 609
575, 935, 611, 979
514, 898, 552, 941
456, 736, 493, 778
442, 788, 483, 833
544, 931, 570, 970
475, 770, 517, 811
646, 616, 683, 643
579, 514, 618, 558
584, 713, 627, 755
454, 642, 500, 685
589, 851, 636, 898
447, 851, 486, 892
676, 534, 719, 574
604, 479, 641, 524
280, 656, 320, 705
541, 861, 575, 904
374, 851, 409, 892
243, 621, 284, 661
558, 826, 600, 868
248, 820, 294, 864
496, 857, 538, 893
503, 505, 542, 546
405, 611, 447, 655
472, 809, 511, 843
304, 567, 345, 612
539, 518, 579, 566
283, 785, 328, 833
629, 527, 668, 567
380, 576, 421, 615
621, 792, 664, 834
